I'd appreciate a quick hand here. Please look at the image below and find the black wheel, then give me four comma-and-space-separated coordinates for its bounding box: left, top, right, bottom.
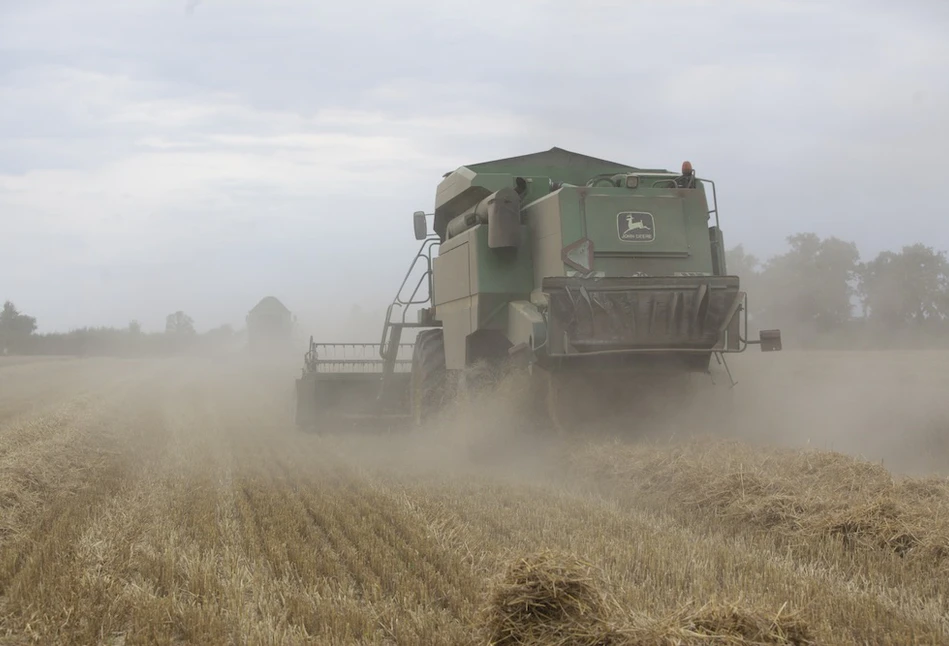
410, 329, 447, 426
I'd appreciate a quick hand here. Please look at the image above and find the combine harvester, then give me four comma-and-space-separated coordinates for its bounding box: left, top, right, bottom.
295, 147, 782, 433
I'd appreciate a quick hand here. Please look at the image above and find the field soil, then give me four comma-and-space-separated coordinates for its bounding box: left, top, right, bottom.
0, 351, 947, 645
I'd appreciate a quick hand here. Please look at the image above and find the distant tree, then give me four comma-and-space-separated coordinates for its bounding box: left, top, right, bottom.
165, 311, 196, 336
0, 301, 38, 353
726, 244, 764, 325
859, 244, 949, 328
725, 244, 761, 279
758, 233, 861, 335
128, 320, 142, 335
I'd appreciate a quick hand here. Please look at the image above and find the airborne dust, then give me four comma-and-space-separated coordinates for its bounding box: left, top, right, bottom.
276, 345, 949, 482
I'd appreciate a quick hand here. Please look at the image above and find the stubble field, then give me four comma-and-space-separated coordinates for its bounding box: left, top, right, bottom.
0, 351, 948, 645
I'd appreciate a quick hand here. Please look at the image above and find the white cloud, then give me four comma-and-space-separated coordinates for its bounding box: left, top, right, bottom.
0, 0, 946, 331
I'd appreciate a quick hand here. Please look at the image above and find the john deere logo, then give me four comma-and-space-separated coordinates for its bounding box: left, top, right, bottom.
617, 212, 655, 242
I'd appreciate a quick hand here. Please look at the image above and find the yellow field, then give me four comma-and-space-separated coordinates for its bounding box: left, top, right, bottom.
0, 352, 947, 645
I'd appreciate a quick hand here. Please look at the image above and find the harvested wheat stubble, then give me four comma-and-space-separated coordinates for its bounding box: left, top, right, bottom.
661, 602, 815, 646
7, 356, 948, 645
481, 550, 814, 646
569, 438, 949, 568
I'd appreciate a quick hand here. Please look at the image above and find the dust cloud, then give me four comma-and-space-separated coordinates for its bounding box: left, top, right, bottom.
275, 347, 949, 481
134, 337, 949, 487
703, 350, 949, 477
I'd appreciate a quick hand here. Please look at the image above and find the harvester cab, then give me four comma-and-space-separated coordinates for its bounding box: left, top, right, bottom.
295, 147, 781, 432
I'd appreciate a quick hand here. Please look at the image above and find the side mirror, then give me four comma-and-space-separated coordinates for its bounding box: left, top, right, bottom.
413, 211, 427, 240
758, 329, 782, 352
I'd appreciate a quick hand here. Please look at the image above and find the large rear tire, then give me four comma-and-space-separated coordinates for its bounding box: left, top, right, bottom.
411, 329, 448, 426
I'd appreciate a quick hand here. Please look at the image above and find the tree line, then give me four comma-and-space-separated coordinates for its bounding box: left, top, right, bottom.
3, 232, 948, 356
729, 233, 949, 349
0, 303, 239, 357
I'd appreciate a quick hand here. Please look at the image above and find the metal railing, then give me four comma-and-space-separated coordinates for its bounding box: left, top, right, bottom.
648, 175, 720, 231
697, 177, 720, 230
378, 235, 441, 359
303, 341, 415, 374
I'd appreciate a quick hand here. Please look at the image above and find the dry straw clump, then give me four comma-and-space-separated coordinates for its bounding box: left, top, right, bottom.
663, 601, 815, 645
569, 438, 949, 568
480, 550, 814, 646
481, 550, 625, 646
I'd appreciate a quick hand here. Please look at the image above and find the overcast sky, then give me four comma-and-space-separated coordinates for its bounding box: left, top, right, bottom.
1, 0, 947, 335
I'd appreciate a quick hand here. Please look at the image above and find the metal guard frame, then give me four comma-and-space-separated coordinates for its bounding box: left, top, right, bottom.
541, 290, 753, 358
302, 341, 415, 376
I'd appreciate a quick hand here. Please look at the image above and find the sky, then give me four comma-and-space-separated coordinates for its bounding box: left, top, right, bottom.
1, 0, 947, 335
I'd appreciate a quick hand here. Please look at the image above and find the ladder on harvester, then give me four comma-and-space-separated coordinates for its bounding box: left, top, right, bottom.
376, 234, 442, 406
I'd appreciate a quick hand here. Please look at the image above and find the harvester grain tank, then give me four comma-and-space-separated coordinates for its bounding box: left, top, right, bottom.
295, 147, 781, 431
246, 296, 295, 353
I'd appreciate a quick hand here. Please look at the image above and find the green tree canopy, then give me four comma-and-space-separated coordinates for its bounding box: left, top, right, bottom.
758, 233, 861, 334
725, 243, 761, 279
0, 301, 38, 352
859, 244, 949, 328
165, 311, 196, 336
725, 244, 764, 326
